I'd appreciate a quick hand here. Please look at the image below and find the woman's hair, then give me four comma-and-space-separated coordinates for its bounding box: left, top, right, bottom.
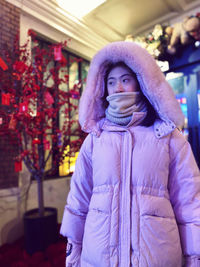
103, 61, 157, 127
141, 99, 157, 127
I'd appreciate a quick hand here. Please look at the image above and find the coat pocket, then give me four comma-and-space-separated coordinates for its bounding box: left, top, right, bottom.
81, 185, 113, 266
140, 214, 182, 266
138, 194, 182, 266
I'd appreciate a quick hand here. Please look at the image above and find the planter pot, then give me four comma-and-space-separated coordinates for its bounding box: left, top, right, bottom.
23, 207, 58, 254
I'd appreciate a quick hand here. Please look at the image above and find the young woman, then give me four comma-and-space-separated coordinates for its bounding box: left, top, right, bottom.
60, 41, 200, 267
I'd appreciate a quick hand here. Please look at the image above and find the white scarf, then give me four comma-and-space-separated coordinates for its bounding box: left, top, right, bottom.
105, 92, 147, 125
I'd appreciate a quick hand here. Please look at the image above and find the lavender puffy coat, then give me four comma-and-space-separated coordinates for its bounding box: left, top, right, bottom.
61, 42, 200, 266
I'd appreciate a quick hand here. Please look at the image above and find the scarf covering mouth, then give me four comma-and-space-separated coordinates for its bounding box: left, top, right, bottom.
106, 92, 147, 117
105, 91, 147, 125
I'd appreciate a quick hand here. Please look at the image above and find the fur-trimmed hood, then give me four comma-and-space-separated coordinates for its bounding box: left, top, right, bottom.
79, 41, 184, 135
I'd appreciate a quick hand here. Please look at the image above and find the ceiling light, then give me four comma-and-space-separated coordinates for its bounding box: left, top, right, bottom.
56, 0, 106, 18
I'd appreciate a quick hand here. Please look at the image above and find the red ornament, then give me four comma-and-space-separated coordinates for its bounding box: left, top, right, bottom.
32, 138, 41, 145
54, 45, 62, 61
2, 93, 11, 105
0, 117, 2, 125
19, 102, 28, 113
8, 114, 17, 130
43, 140, 50, 150
60, 54, 67, 66
0, 57, 8, 70
38, 65, 42, 72
15, 161, 22, 172
45, 92, 54, 105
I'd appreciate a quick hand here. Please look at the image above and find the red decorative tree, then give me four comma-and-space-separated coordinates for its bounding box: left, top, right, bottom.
0, 31, 85, 216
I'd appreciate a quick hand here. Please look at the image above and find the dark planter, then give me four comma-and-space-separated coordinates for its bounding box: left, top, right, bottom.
23, 207, 58, 254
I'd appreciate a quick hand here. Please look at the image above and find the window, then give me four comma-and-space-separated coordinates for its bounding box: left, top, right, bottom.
32, 36, 89, 178
166, 72, 188, 138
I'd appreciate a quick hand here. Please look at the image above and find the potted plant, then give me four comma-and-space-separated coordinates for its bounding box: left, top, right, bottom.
0, 30, 84, 254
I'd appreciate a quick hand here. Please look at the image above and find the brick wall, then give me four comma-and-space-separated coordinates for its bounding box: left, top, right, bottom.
0, 133, 19, 189
0, 0, 20, 50
0, 0, 20, 189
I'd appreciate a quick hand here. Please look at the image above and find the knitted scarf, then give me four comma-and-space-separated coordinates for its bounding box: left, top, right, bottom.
105, 92, 147, 126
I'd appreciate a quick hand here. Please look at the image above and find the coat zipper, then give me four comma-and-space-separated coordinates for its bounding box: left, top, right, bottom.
120, 130, 132, 266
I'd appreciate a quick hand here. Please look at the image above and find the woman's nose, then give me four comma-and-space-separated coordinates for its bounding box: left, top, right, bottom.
115, 81, 124, 93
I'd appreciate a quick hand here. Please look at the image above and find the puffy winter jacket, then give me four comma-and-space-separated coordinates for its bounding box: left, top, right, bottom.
60, 41, 200, 266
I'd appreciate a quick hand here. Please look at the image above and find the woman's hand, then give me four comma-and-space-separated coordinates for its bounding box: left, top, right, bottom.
66, 240, 82, 267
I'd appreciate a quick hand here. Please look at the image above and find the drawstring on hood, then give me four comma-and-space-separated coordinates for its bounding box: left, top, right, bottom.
105, 92, 147, 125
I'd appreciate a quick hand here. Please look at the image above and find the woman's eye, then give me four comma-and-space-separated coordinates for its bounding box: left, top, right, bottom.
123, 78, 129, 83
108, 81, 114, 86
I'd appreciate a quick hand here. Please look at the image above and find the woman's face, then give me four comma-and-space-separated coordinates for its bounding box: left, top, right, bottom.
107, 66, 140, 96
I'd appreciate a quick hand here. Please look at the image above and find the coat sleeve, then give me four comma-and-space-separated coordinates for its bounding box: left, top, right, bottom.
169, 129, 200, 265
60, 134, 93, 245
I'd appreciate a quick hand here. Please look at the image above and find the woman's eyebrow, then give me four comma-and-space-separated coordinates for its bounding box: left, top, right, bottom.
120, 73, 132, 78
107, 76, 115, 80
107, 73, 132, 80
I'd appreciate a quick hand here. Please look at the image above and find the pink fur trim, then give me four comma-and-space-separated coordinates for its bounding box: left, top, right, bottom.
79, 41, 184, 133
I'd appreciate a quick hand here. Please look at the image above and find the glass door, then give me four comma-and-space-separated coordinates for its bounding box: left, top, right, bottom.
166, 72, 188, 139
166, 68, 200, 167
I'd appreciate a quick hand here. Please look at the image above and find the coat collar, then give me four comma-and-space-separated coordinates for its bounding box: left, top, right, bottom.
153, 119, 176, 138
94, 118, 176, 139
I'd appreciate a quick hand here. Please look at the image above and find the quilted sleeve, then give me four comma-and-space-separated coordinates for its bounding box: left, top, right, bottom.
60, 134, 93, 244
169, 129, 200, 266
